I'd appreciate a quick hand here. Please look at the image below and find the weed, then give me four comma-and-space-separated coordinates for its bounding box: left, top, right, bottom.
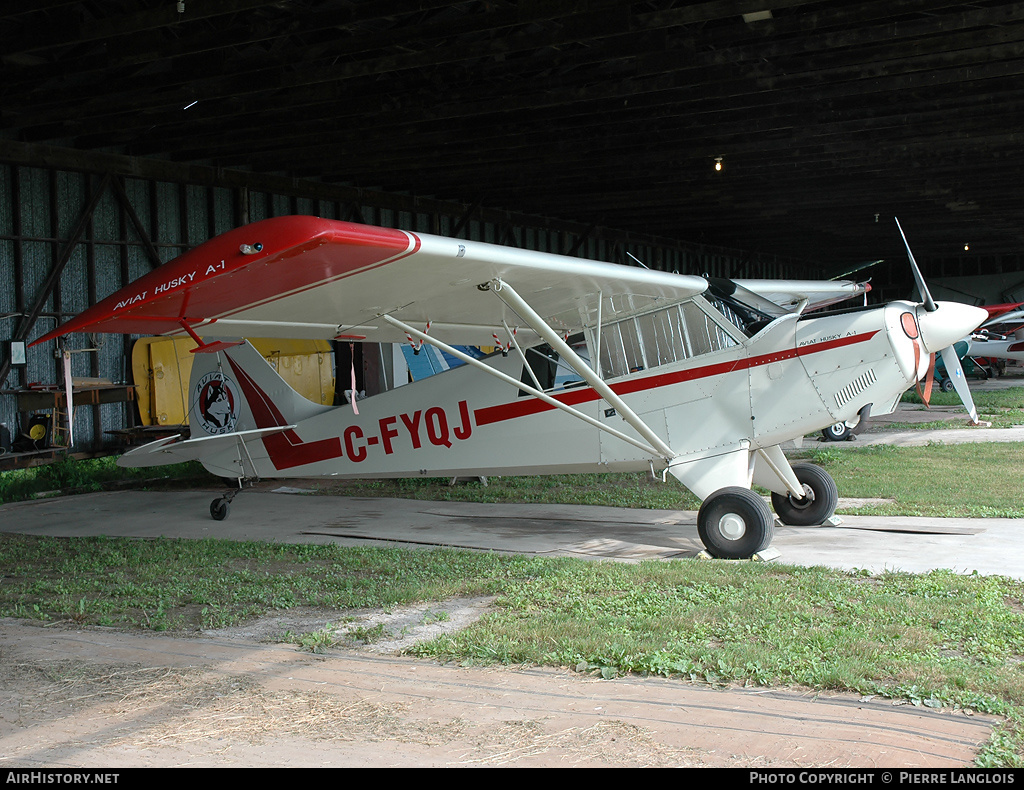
295, 626, 341, 653
345, 623, 389, 644
810, 447, 841, 466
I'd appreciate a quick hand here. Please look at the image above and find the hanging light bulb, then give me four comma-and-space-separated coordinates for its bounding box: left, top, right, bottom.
714, 156, 723, 172
964, 243, 970, 252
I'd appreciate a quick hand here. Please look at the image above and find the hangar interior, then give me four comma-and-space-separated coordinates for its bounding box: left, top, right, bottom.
1, 1, 1023, 465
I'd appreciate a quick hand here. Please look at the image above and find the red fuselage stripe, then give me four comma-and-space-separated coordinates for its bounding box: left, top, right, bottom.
225, 329, 880, 470
473, 330, 879, 427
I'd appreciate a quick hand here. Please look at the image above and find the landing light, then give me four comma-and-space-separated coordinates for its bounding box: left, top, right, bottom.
901, 311, 919, 339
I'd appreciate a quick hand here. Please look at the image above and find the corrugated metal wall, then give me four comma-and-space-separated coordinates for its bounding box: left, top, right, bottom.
0, 160, 811, 457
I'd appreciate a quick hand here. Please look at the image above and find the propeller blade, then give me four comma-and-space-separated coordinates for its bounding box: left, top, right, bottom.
895, 218, 937, 312
939, 344, 980, 424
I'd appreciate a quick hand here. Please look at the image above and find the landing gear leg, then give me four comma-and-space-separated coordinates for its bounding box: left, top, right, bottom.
697, 486, 775, 559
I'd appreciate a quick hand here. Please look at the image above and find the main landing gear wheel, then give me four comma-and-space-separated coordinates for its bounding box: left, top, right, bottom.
770, 463, 838, 527
821, 422, 851, 441
697, 486, 775, 559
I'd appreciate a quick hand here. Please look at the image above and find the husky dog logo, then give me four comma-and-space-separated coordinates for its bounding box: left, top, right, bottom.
195, 372, 239, 435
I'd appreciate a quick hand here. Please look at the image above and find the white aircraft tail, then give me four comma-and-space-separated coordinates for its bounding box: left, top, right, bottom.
186, 340, 332, 439
119, 340, 333, 472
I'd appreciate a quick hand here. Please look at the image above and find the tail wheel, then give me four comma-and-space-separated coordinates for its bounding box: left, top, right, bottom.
210, 498, 230, 521
770, 463, 838, 527
697, 487, 774, 559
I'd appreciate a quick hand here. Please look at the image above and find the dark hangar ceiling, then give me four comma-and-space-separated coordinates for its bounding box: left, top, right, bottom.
2, 0, 1024, 271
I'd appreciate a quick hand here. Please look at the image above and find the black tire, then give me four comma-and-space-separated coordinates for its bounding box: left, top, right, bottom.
940, 378, 955, 393
210, 498, 230, 521
821, 422, 851, 442
697, 486, 775, 559
770, 463, 838, 527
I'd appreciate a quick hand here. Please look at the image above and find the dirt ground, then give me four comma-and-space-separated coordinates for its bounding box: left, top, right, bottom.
0, 602, 997, 769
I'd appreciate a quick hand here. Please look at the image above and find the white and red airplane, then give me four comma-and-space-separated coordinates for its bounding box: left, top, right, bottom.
963, 302, 1024, 364
33, 216, 986, 559
968, 335, 1024, 364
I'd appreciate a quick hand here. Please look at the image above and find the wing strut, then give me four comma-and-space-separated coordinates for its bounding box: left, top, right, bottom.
381, 314, 669, 460
489, 278, 678, 460
177, 319, 244, 355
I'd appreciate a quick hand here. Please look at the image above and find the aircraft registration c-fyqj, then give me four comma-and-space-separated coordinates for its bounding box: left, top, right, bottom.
34, 216, 988, 560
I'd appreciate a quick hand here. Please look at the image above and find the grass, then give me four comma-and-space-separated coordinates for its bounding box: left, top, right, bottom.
0, 535, 505, 631
308, 471, 704, 509
899, 385, 1024, 428
801, 442, 1024, 518
279, 441, 1024, 520
0, 455, 210, 504
1, 532, 1023, 766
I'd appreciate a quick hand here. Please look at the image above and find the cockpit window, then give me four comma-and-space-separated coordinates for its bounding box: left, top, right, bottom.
593, 300, 740, 379
517, 299, 745, 393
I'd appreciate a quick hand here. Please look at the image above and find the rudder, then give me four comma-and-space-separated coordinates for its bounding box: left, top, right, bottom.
187, 340, 333, 439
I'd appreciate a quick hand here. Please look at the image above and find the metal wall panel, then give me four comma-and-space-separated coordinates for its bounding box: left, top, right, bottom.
1, 165, 17, 441
212, 187, 234, 236
0, 164, 15, 440
155, 181, 183, 248
186, 184, 209, 244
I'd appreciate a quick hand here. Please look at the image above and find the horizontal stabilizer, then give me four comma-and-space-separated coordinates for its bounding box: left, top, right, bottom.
117, 425, 295, 468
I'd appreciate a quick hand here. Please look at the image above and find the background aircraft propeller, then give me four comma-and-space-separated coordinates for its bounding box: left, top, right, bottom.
896, 218, 982, 424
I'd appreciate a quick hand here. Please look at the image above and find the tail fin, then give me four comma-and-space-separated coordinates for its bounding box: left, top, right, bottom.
188, 340, 332, 439
120, 340, 335, 472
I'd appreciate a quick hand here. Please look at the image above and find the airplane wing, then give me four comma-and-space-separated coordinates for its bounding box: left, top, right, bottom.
33, 216, 709, 349
729, 278, 871, 316
982, 303, 1024, 327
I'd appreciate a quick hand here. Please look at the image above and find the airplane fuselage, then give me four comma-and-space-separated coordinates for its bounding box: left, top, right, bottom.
193, 297, 923, 500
